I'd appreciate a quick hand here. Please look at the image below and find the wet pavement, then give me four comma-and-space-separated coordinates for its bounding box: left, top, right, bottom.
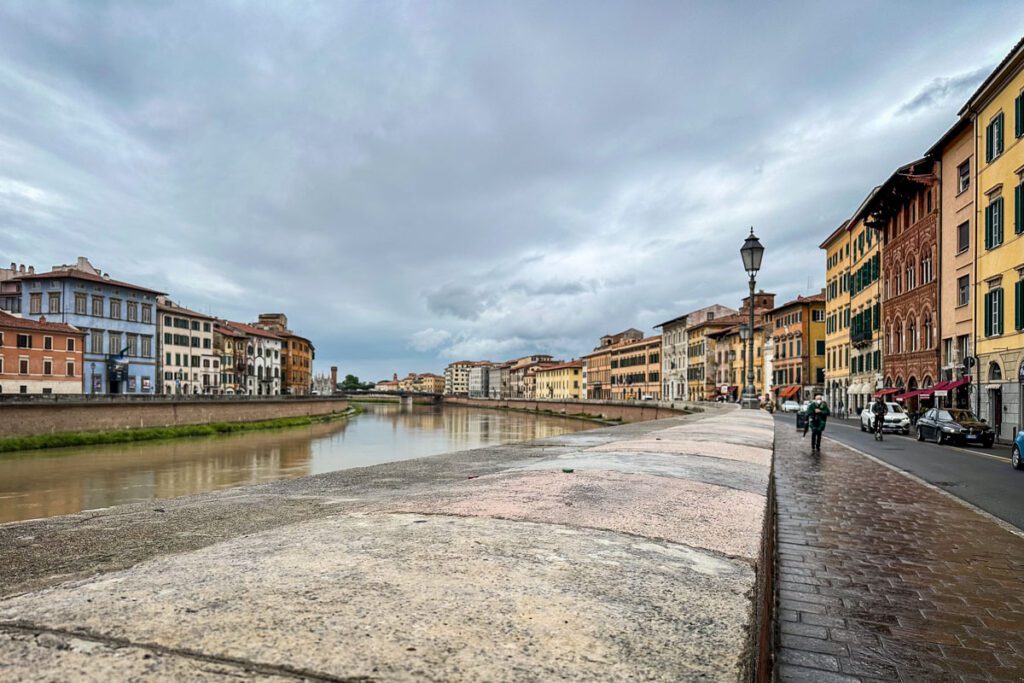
774, 419, 1024, 681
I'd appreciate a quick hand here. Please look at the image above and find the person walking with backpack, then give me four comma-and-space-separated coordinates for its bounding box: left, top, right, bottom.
806, 393, 830, 452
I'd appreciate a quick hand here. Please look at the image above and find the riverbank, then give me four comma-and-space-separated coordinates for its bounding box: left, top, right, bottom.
0, 407, 775, 680
0, 408, 361, 456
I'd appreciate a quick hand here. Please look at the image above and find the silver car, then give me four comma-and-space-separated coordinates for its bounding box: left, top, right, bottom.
860, 402, 911, 435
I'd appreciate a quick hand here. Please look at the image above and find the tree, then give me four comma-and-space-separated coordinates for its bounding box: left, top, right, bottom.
340, 374, 363, 391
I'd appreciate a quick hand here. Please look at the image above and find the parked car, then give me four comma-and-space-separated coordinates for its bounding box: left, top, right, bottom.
916, 408, 995, 448
781, 400, 801, 413
860, 402, 910, 435
1013, 431, 1024, 470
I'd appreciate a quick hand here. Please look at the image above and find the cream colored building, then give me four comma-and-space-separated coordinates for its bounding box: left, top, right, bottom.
443, 361, 473, 396
157, 298, 218, 395
534, 361, 582, 400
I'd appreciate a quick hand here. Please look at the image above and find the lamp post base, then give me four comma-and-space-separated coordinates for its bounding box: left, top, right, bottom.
741, 396, 761, 410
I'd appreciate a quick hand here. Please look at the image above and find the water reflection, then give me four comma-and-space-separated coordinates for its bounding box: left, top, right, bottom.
0, 404, 594, 524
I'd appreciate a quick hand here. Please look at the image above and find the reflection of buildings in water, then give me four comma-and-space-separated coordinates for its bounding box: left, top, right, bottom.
0, 422, 347, 524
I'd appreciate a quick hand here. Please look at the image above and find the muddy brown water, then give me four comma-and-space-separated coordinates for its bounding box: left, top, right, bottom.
0, 403, 597, 524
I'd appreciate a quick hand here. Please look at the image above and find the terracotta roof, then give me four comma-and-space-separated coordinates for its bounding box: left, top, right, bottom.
225, 320, 284, 341
536, 361, 582, 372
771, 292, 826, 313
158, 300, 216, 321
0, 311, 84, 335
214, 321, 248, 338
16, 268, 165, 296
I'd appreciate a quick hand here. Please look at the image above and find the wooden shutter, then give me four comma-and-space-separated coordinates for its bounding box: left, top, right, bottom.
1018, 95, 1024, 138
1018, 183, 1024, 234
984, 291, 992, 336
1016, 280, 1024, 331
986, 122, 993, 161
985, 203, 992, 248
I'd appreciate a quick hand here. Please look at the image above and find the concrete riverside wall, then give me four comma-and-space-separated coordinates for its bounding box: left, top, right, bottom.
0, 398, 351, 437
0, 407, 775, 680
443, 396, 707, 422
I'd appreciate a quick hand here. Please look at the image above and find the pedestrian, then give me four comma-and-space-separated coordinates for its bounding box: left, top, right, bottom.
838, 400, 845, 420
806, 392, 830, 451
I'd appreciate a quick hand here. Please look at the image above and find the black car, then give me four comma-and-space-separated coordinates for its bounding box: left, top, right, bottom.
916, 408, 995, 448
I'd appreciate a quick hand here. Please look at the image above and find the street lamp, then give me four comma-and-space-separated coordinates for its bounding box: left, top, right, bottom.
739, 324, 750, 403
740, 227, 764, 409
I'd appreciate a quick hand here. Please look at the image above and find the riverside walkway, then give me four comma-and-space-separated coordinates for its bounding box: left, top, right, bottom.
774, 419, 1024, 682
0, 408, 773, 681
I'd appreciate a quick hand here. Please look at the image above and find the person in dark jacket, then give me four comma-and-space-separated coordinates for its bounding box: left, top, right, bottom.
805, 393, 830, 451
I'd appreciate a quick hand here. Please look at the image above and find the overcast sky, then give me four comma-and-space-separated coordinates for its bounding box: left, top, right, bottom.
1, 2, 1019, 381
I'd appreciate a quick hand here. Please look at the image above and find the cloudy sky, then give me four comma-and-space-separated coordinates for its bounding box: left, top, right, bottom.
1, 2, 1020, 381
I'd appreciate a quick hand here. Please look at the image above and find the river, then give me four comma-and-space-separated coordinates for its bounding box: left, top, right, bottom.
0, 403, 598, 524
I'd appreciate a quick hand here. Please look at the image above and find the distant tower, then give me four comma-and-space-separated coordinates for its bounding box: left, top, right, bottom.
393, 372, 398, 381
330, 366, 338, 393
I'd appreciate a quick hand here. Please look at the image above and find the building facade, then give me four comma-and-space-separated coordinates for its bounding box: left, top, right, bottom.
468, 363, 491, 398
443, 361, 473, 396
707, 322, 767, 401
0, 312, 85, 394
962, 45, 1024, 440
656, 304, 737, 401
609, 335, 662, 400
6, 258, 160, 395
535, 361, 582, 400
868, 158, 941, 412
214, 321, 247, 395
226, 321, 282, 396
844, 202, 884, 411
821, 221, 852, 411
254, 314, 315, 395
770, 293, 826, 404
931, 119, 976, 409
157, 299, 218, 395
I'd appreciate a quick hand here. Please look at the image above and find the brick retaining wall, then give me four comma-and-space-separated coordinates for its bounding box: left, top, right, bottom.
0, 398, 351, 437
443, 396, 694, 422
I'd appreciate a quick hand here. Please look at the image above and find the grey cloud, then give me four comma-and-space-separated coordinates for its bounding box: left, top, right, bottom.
897, 67, 991, 116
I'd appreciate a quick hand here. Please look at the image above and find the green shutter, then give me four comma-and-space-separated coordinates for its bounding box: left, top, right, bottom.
986, 123, 994, 161
997, 197, 1004, 245
984, 291, 992, 336
1016, 280, 1024, 331
998, 114, 1005, 155
995, 288, 1004, 336
1017, 95, 1024, 138
1018, 183, 1024, 234
985, 203, 993, 249
874, 302, 880, 329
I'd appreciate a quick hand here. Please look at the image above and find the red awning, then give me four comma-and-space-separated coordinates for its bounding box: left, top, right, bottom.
874, 387, 899, 398
932, 376, 970, 392
778, 385, 800, 399
895, 389, 928, 401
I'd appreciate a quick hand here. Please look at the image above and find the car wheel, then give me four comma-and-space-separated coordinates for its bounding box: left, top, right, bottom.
1013, 446, 1023, 470
861, 421, 866, 432
916, 428, 925, 442
936, 431, 944, 445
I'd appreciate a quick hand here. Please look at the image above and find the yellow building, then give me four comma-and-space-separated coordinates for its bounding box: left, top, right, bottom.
961, 43, 1024, 440
707, 323, 767, 401
534, 361, 583, 400
820, 221, 852, 410
413, 373, 445, 393
844, 192, 883, 412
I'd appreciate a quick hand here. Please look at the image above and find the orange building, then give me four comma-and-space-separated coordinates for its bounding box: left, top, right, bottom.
254, 314, 314, 395
0, 312, 85, 395
609, 335, 662, 400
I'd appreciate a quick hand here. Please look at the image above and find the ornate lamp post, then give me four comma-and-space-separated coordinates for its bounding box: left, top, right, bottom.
740, 228, 765, 409
739, 324, 750, 403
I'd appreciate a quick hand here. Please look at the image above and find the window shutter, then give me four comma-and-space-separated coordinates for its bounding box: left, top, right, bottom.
998, 114, 1005, 155
986, 123, 993, 162
996, 288, 1004, 336
1018, 95, 1024, 138
985, 203, 993, 249
984, 291, 992, 336
1018, 183, 1024, 235
1016, 280, 1024, 331
997, 197, 1004, 244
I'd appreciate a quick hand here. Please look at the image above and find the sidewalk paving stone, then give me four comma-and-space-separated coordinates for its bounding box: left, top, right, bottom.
774, 421, 1024, 682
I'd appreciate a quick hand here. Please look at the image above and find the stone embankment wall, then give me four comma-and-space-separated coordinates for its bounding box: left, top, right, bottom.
0, 398, 351, 438
443, 396, 711, 422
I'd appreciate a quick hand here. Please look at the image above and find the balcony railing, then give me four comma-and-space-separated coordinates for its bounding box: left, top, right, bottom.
851, 329, 873, 345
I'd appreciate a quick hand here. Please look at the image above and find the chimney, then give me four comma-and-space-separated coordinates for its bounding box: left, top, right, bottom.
18, 265, 25, 273
27, 266, 34, 274
330, 366, 337, 392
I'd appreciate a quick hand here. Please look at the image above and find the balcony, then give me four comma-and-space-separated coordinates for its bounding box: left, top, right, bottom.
851, 329, 873, 346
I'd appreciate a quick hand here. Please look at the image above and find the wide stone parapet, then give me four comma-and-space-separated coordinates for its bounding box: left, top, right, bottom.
0, 406, 775, 681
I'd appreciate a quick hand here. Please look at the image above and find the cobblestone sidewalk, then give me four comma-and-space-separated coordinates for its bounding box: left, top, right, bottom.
774, 422, 1024, 682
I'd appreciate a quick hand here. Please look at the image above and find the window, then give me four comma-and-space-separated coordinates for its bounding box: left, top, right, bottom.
921, 255, 932, 283
984, 287, 1004, 337
29, 293, 41, 315
43, 336, 52, 350
109, 332, 122, 354
48, 293, 61, 313
816, 340, 825, 355
957, 221, 969, 253
16, 334, 30, 349
66, 361, 75, 377
75, 293, 87, 315
957, 275, 970, 307
142, 304, 152, 324
191, 320, 200, 331
1016, 180, 1024, 235
92, 296, 104, 316
19, 358, 28, 374
1016, 92, 1024, 138
985, 196, 1004, 249
127, 301, 138, 322
43, 360, 52, 375
986, 113, 1004, 162
141, 336, 152, 357
1015, 279, 1024, 331
127, 335, 138, 357
90, 331, 104, 354
109, 299, 121, 320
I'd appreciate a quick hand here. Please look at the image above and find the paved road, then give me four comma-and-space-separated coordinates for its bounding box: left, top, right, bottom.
773, 413, 1024, 532
773, 421, 1024, 681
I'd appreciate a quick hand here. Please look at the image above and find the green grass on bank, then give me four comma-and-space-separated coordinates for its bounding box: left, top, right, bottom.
0, 408, 360, 456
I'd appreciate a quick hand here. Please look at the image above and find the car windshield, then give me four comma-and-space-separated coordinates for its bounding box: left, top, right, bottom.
887, 403, 904, 413
946, 409, 975, 422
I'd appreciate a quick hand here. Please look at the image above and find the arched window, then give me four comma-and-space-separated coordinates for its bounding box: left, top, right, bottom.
908, 317, 917, 352
923, 313, 933, 349
906, 258, 916, 290
989, 362, 1002, 381
885, 325, 892, 354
